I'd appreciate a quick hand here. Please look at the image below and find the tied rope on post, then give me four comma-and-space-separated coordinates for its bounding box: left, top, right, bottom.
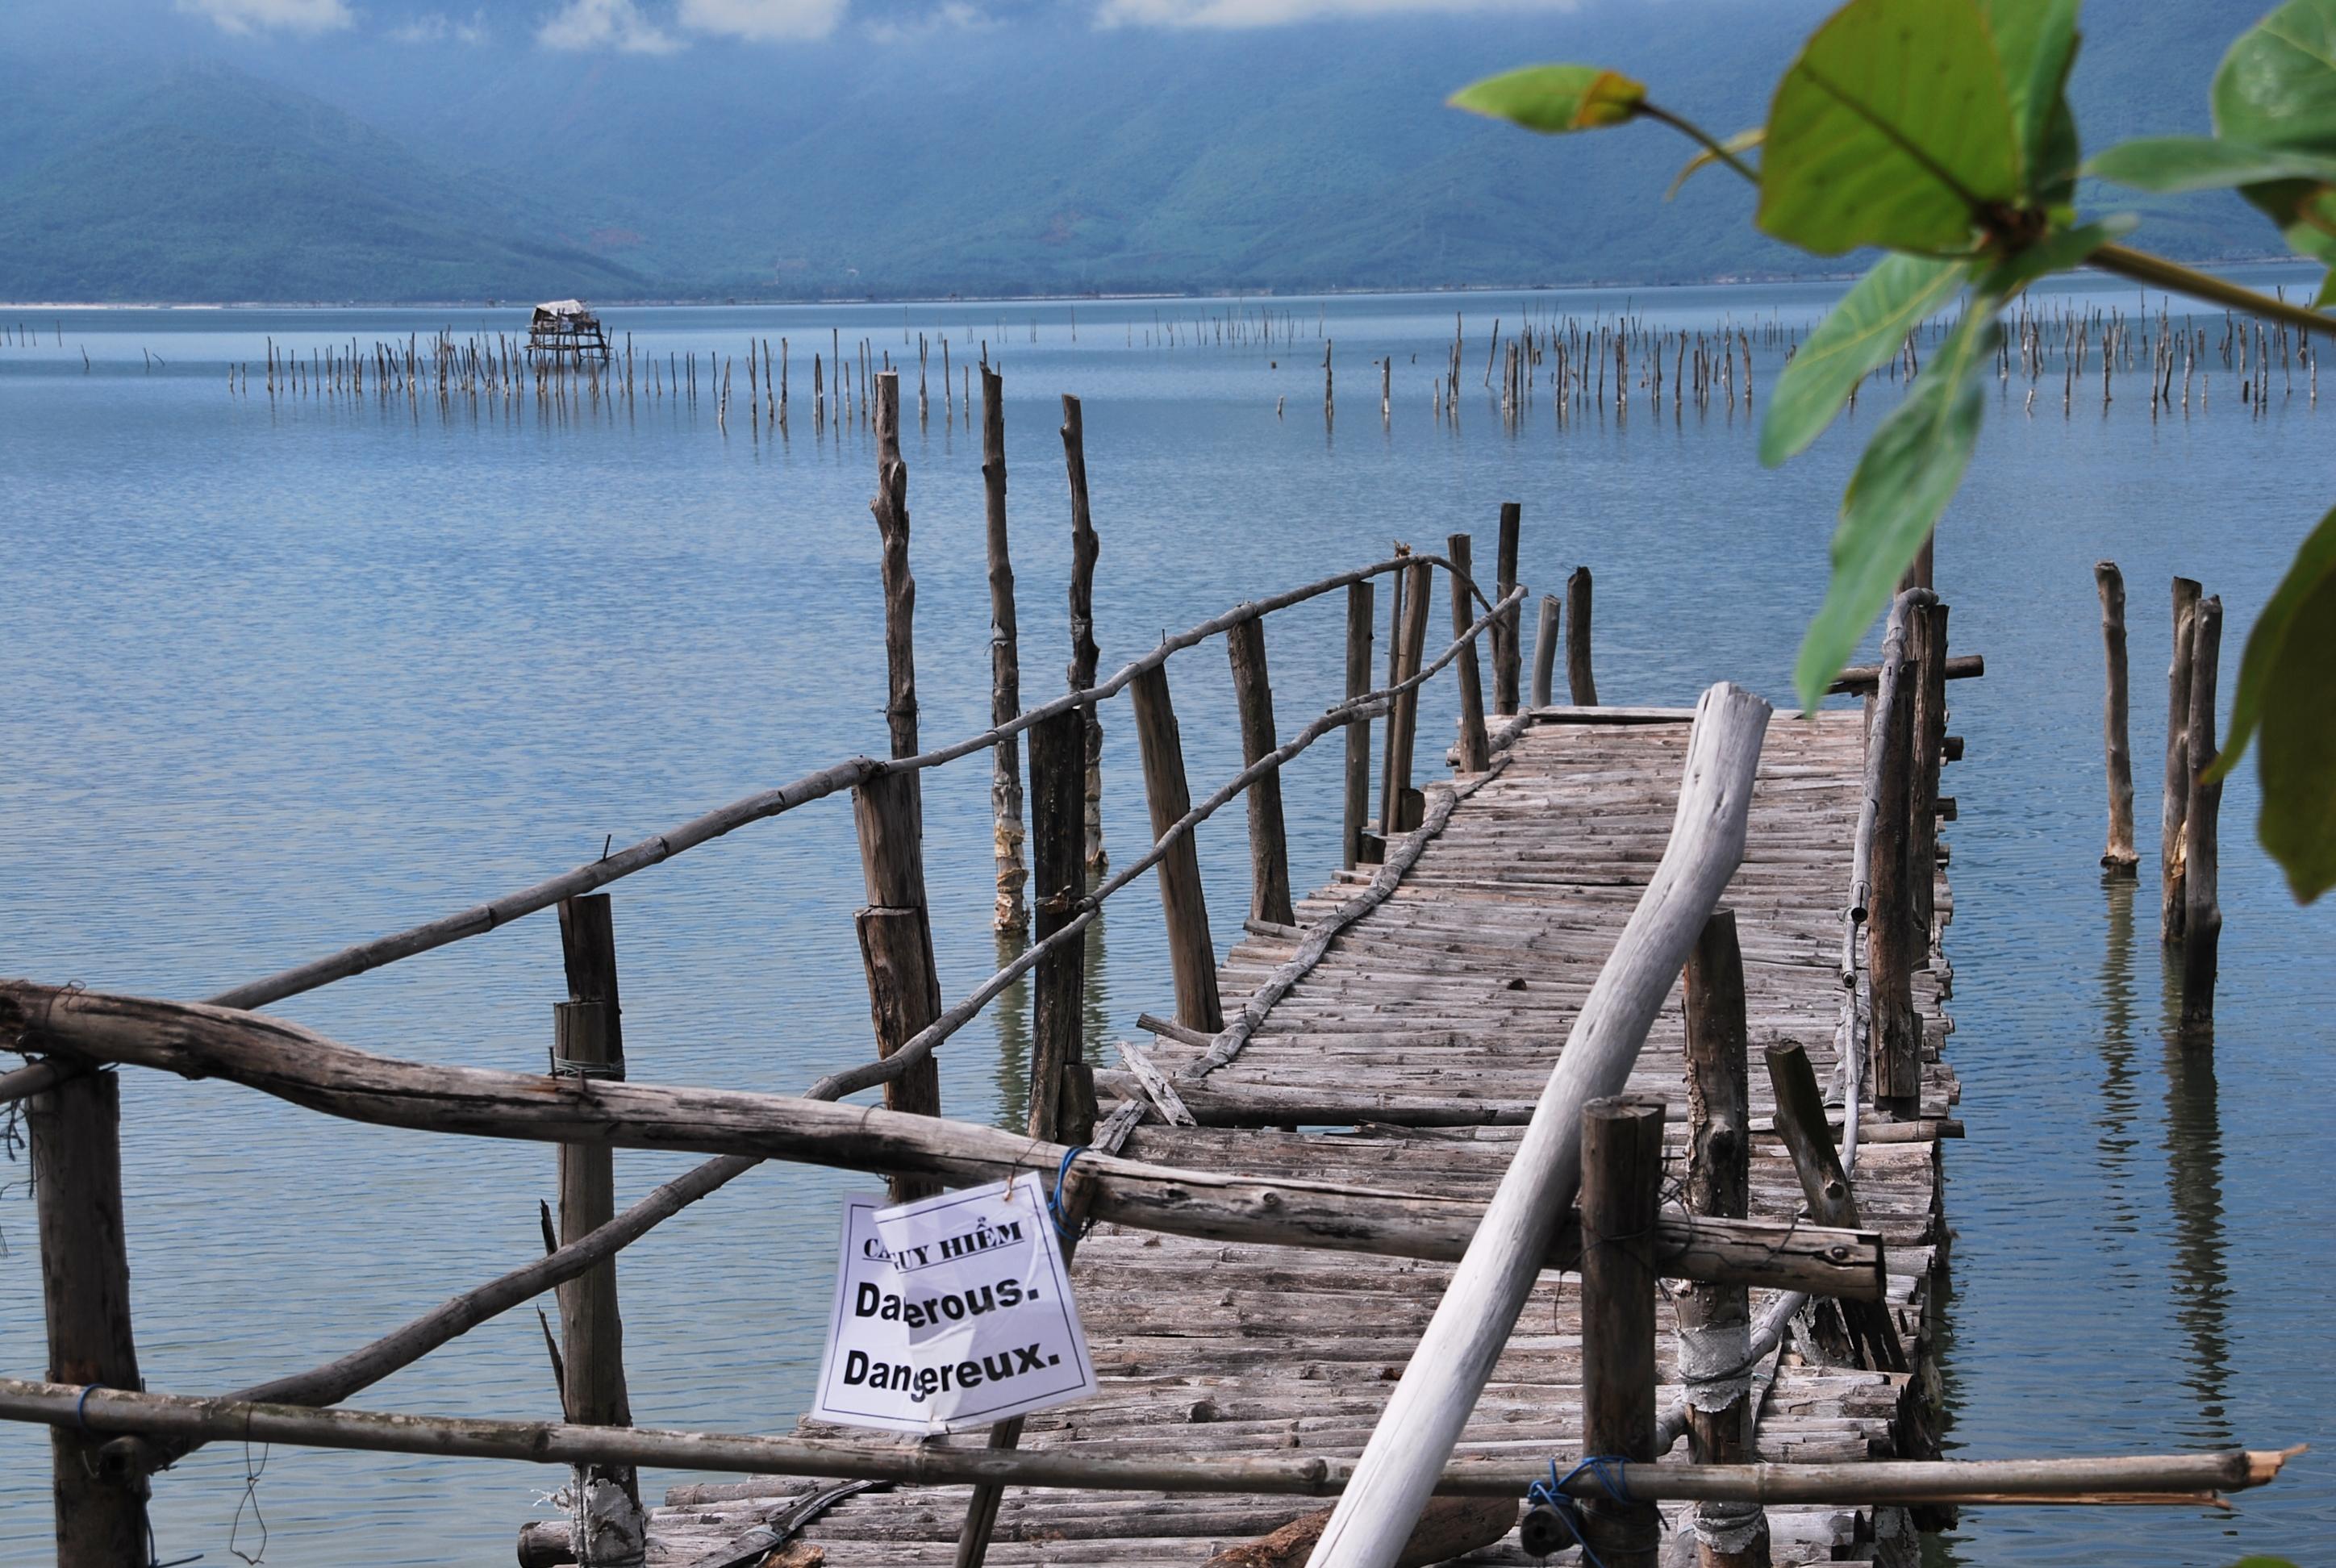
1520, 1454, 1636, 1566
1046, 1145, 1095, 1244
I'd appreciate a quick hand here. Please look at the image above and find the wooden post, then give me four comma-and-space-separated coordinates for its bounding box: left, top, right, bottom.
1530, 594, 1561, 709
1446, 534, 1491, 773
553, 998, 646, 1562
1129, 664, 1224, 1032
1062, 394, 1106, 876
28, 1067, 149, 1566
853, 769, 943, 1202
981, 365, 1028, 936
1226, 618, 1295, 925
1492, 502, 1523, 715
2096, 563, 2140, 874
1374, 557, 1409, 845
1867, 611, 1921, 1120
2161, 578, 2202, 941
1579, 1095, 1666, 1568
1765, 1042, 1907, 1372
1681, 915, 1770, 1567
2181, 596, 2224, 1036
1379, 558, 1433, 836
871, 372, 918, 760
1341, 581, 1375, 870
1905, 600, 1949, 950
1566, 565, 1597, 706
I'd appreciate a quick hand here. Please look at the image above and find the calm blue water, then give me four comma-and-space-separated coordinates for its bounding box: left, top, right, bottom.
0, 278, 2329, 1566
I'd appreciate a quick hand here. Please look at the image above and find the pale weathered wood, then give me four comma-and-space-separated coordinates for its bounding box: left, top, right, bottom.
1492, 502, 1522, 716
982, 365, 1028, 935
1446, 534, 1491, 774
1203, 1497, 1515, 1568
1579, 1095, 1665, 1567
871, 372, 919, 760
2095, 563, 2139, 874
28, 1068, 148, 1567
1228, 618, 1295, 926
2162, 578, 2202, 940
1341, 582, 1375, 870
1062, 394, 1106, 874
2182, 595, 2224, 1036
1304, 684, 1771, 1568
1130, 664, 1226, 1032
1680, 913, 1770, 1567
1529, 594, 1561, 711
1379, 559, 1433, 838
853, 769, 943, 1200
1565, 566, 1597, 707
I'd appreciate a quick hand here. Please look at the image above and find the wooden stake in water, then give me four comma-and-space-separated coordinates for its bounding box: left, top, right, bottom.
2095, 562, 2140, 874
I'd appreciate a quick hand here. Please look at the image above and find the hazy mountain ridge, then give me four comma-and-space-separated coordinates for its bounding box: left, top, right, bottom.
0, 0, 2278, 302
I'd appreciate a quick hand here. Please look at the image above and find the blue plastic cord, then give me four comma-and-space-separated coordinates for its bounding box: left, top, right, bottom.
1524, 1454, 1634, 1566
1046, 1145, 1092, 1242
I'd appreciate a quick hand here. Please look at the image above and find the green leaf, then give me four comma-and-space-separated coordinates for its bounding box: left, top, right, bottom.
2088, 134, 2336, 191
1450, 65, 1647, 134
1971, 214, 2138, 294
1793, 306, 2002, 710
1762, 255, 1968, 467
1666, 127, 1765, 200
1977, 0, 2080, 190
2210, 505, 2336, 901
2214, 0, 2336, 150
1758, 0, 2022, 255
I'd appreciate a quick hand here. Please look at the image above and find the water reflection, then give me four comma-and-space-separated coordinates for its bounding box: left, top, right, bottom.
2096, 880, 2143, 1258
991, 931, 1031, 1135
2160, 955, 2234, 1452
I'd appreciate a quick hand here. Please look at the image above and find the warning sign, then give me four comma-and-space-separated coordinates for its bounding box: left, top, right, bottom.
809, 1178, 1098, 1435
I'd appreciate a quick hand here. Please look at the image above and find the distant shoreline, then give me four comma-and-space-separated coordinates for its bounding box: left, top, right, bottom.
2, 255, 2310, 313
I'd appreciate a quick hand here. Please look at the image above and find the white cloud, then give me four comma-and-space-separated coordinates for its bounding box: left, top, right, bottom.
1099, 0, 1577, 24
538, 0, 682, 49
866, 2, 990, 42
177, 0, 354, 34
674, 0, 846, 40
390, 8, 490, 40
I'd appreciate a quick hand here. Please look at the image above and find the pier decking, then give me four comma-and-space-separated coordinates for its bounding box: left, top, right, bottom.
624, 707, 1954, 1566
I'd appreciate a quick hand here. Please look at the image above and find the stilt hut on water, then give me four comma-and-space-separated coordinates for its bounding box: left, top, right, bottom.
528, 299, 611, 362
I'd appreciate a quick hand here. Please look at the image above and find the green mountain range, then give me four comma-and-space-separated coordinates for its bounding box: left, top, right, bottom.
0, 0, 2281, 302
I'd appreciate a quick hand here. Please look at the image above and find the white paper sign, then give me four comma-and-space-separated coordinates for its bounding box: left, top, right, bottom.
808, 1178, 1098, 1435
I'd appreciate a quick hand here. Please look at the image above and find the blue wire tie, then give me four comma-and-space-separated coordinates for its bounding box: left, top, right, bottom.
1046, 1145, 1092, 1242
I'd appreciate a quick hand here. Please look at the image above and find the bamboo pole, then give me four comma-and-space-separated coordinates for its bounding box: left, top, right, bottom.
2096, 563, 2140, 874
1227, 619, 1295, 926
1680, 914, 1770, 1567
981, 365, 1028, 936
1303, 684, 1771, 1568
1341, 582, 1375, 870
1446, 535, 1492, 774
4, 1381, 2296, 1506
1579, 1095, 1667, 1567
1130, 664, 1225, 1032
1062, 394, 1106, 875
1530, 594, 1561, 709
2181, 596, 2224, 1037
28, 1068, 148, 1566
1566, 566, 1597, 706
1492, 503, 1522, 716
2162, 578, 2202, 941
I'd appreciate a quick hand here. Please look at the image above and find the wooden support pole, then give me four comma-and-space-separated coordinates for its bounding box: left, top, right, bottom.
1446, 535, 1491, 773
2181, 595, 2224, 1037
553, 999, 646, 1562
2096, 563, 2140, 874
1530, 594, 1561, 710
1227, 618, 1295, 926
2162, 578, 2202, 941
1373, 557, 1410, 848
1062, 394, 1106, 876
1492, 502, 1522, 716
1681, 915, 1770, 1567
1130, 664, 1225, 1032
1764, 1043, 1906, 1373
1341, 581, 1375, 870
1905, 600, 1949, 951
1566, 565, 1597, 706
1379, 558, 1433, 836
981, 365, 1028, 936
853, 769, 943, 1202
1867, 608, 1921, 1120
1579, 1095, 1666, 1568
28, 1067, 149, 1567
871, 372, 918, 760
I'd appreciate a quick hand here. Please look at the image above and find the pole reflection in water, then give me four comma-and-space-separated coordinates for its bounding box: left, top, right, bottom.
991, 930, 1032, 1135
2161, 945, 2234, 1457
2096, 879, 2144, 1265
